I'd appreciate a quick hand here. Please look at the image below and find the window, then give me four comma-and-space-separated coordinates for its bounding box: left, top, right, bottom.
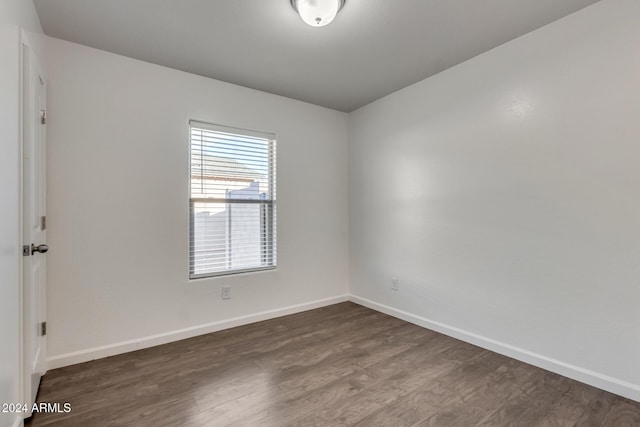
189, 121, 276, 278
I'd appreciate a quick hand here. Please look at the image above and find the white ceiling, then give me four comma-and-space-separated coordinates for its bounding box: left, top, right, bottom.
34, 0, 600, 112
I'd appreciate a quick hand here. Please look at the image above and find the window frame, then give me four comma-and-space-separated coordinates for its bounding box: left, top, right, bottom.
188, 120, 277, 279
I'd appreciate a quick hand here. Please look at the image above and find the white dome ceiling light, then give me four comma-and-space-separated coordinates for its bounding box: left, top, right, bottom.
291, 0, 346, 27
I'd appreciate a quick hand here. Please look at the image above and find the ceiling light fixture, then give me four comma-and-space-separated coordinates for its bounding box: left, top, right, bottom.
291, 0, 345, 27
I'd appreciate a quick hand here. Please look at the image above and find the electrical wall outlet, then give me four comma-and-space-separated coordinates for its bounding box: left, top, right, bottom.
391, 277, 399, 291
221, 286, 231, 300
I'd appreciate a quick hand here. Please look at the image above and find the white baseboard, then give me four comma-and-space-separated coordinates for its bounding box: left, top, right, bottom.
46, 292, 639, 402
47, 294, 349, 369
350, 295, 640, 402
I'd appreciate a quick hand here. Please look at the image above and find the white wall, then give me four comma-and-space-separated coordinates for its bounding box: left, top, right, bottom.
349, 0, 640, 401
44, 37, 349, 366
0, 1, 42, 426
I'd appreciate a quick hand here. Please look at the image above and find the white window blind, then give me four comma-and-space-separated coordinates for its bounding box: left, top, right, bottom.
189, 121, 276, 278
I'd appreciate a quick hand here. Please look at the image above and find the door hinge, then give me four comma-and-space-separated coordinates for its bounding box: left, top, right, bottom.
40, 109, 47, 125
41, 322, 47, 336
41, 215, 46, 230
23, 245, 31, 256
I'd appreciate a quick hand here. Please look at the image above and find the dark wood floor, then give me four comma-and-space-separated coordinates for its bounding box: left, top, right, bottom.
28, 302, 640, 426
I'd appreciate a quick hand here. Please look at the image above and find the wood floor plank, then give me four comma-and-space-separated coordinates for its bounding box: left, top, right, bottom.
475, 364, 575, 426
600, 397, 640, 426
193, 318, 433, 423
281, 336, 464, 426
27, 302, 640, 427
405, 355, 534, 427
535, 383, 613, 427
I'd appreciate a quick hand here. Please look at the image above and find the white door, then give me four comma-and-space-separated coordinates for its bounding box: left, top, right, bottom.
22, 39, 47, 417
